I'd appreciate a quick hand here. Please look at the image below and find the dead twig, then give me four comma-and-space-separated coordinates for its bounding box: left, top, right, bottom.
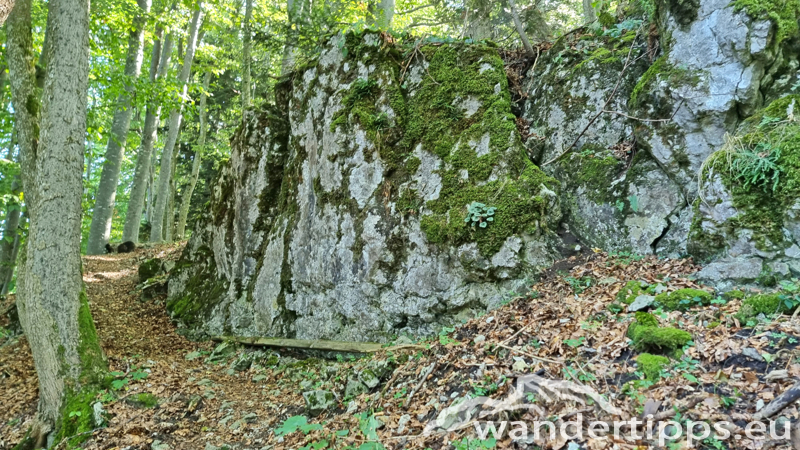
406, 361, 437, 407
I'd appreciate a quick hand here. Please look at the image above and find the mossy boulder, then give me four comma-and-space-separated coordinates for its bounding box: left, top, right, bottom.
628, 311, 691, 355
691, 96, 800, 285
138, 258, 162, 282
167, 31, 562, 342
636, 353, 669, 380
617, 280, 651, 304
654, 288, 713, 311
126, 392, 159, 408
632, 327, 693, 355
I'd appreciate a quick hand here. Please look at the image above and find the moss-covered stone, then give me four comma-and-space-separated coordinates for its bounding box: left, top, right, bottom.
617, 280, 650, 304
636, 353, 669, 380
630, 56, 701, 108
632, 327, 693, 354
126, 392, 159, 408
627, 311, 660, 339
733, 0, 800, 46
654, 288, 713, 311
692, 96, 800, 256
723, 289, 746, 300
736, 293, 792, 321
138, 258, 162, 283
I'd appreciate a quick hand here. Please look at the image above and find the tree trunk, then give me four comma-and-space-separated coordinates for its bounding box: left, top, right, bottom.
86, 0, 152, 254
175, 71, 210, 239
280, 0, 304, 75
122, 30, 173, 243
0, 128, 21, 292
583, 0, 596, 23
242, 0, 252, 108
10, 0, 105, 443
508, 0, 535, 57
367, 0, 394, 28
150, 5, 203, 243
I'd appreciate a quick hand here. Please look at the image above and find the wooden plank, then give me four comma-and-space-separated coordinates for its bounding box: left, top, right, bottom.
211, 335, 388, 353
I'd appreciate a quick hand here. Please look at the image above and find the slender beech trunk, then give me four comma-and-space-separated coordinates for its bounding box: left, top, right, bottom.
280, 0, 304, 75
367, 0, 394, 28
176, 71, 210, 239
583, 0, 596, 23
122, 30, 173, 242
150, 5, 203, 242
9, 0, 105, 443
508, 0, 535, 57
85, 0, 151, 254
242, 0, 252, 108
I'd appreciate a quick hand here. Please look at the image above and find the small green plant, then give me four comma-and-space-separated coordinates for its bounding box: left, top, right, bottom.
438, 326, 458, 345
464, 202, 496, 229
453, 436, 496, 450
275, 415, 323, 437
565, 276, 593, 294
564, 337, 585, 348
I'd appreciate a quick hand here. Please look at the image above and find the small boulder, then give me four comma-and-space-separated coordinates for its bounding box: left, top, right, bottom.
207, 342, 237, 364
345, 378, 368, 398
627, 295, 655, 312
303, 390, 335, 417
138, 258, 163, 282
358, 369, 380, 389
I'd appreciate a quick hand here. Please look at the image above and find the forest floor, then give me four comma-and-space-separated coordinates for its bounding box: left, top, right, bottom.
1, 246, 800, 450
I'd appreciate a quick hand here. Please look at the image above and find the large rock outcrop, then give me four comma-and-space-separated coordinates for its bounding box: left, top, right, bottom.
167, 32, 561, 341
523, 0, 800, 260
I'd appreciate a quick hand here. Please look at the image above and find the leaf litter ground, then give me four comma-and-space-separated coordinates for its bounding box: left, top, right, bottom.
1, 247, 800, 449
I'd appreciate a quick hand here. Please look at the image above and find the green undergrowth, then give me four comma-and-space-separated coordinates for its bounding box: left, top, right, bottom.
694, 95, 800, 253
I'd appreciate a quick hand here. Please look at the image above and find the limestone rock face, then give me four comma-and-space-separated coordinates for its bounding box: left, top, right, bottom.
523, 0, 799, 260
168, 32, 561, 341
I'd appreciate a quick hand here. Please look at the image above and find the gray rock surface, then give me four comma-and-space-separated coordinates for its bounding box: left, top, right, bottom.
167, 32, 561, 342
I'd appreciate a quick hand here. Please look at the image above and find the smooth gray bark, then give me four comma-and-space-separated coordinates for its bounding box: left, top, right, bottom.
176, 71, 210, 239
150, 5, 203, 242
86, 0, 152, 254
11, 0, 105, 441
583, 0, 596, 23
122, 30, 173, 242
508, 0, 535, 57
280, 0, 304, 75
242, 0, 252, 108
367, 0, 394, 28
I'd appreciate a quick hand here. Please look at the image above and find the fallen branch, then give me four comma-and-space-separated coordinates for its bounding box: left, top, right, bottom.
754, 380, 800, 420
406, 361, 437, 406
497, 343, 564, 365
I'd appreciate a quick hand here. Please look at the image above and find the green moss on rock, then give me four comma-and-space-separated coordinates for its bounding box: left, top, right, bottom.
636, 353, 669, 380
723, 289, 747, 300
736, 293, 792, 321
632, 327, 693, 354
138, 258, 162, 283
617, 280, 649, 304
654, 288, 713, 311
733, 0, 800, 46
126, 392, 159, 408
694, 96, 800, 254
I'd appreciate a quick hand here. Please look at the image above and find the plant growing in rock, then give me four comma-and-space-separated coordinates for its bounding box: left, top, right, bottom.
465, 202, 496, 229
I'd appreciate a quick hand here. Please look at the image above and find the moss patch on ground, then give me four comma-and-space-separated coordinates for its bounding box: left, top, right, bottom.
637, 353, 669, 380
628, 311, 691, 355
617, 280, 653, 304
654, 288, 713, 311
